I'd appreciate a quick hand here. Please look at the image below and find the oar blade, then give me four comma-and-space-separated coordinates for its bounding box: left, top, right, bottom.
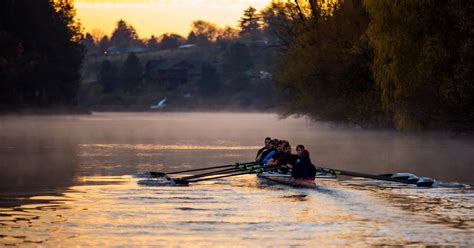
149, 171, 166, 177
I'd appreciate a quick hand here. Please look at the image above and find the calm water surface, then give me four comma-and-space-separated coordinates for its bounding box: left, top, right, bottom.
0, 112, 473, 246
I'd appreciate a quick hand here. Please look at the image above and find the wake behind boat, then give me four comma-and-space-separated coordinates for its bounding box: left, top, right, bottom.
257, 172, 335, 188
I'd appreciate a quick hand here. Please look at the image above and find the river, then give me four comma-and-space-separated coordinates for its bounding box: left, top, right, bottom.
0, 112, 473, 246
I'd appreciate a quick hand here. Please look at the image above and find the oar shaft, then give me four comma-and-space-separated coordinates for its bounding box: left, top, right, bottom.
162, 161, 259, 175
188, 166, 283, 183
183, 168, 242, 180
188, 171, 257, 182
317, 167, 417, 185
183, 164, 265, 180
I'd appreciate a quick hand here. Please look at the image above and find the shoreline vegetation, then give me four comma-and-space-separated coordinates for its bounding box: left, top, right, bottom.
1, 1, 473, 131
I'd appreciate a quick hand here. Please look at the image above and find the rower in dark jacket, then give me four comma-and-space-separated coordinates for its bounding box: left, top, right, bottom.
289, 149, 316, 179
256, 137, 271, 161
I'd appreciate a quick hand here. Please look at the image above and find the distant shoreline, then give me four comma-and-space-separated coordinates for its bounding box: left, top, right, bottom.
0, 107, 92, 116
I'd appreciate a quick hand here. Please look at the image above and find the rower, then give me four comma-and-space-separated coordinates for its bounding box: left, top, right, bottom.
277, 143, 297, 174
256, 137, 271, 161
257, 139, 278, 162
290, 149, 316, 180
264, 140, 288, 166
296, 144, 307, 157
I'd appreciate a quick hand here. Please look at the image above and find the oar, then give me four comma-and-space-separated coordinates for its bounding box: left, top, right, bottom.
187, 170, 264, 183
182, 164, 264, 180
316, 166, 434, 187
149, 161, 261, 177
186, 166, 284, 183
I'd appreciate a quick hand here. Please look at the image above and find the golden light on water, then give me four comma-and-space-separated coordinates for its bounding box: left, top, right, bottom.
79, 144, 261, 150
75, 0, 271, 37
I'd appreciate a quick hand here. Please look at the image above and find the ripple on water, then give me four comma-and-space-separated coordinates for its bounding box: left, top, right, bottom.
0, 175, 473, 246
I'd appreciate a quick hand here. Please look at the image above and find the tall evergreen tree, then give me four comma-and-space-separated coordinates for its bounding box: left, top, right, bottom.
239, 6, 261, 39
97, 35, 110, 55
110, 19, 139, 48
82, 32, 97, 55
0, 0, 84, 106
119, 52, 142, 91
97, 59, 118, 93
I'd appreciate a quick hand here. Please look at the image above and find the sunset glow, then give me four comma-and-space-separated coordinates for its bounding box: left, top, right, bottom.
75, 0, 271, 38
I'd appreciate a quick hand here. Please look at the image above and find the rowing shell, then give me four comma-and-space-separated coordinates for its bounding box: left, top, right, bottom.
257, 172, 335, 189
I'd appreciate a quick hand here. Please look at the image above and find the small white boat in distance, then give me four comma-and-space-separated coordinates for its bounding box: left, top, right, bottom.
150, 98, 167, 109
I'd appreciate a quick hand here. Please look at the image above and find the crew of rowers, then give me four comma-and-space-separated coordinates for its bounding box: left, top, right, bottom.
255, 137, 317, 180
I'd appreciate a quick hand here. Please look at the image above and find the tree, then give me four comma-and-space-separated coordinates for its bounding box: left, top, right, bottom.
90, 29, 106, 43
147, 35, 159, 50
159, 33, 185, 50
0, 0, 84, 107
216, 26, 239, 50
0, 31, 22, 104
97, 35, 110, 55
365, 0, 474, 130
191, 20, 219, 46
97, 59, 118, 93
269, 0, 384, 125
198, 64, 220, 97
239, 6, 261, 39
187, 31, 197, 44
223, 42, 253, 74
82, 32, 97, 55
119, 52, 142, 91
110, 19, 139, 48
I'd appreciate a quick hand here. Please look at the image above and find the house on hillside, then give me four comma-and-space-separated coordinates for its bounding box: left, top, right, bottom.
145, 59, 219, 90
145, 59, 196, 89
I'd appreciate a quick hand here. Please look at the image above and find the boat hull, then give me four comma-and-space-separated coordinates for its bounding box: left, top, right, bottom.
258, 173, 317, 188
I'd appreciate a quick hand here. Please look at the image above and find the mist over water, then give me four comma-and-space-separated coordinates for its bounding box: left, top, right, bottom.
1, 112, 472, 186
0, 112, 473, 246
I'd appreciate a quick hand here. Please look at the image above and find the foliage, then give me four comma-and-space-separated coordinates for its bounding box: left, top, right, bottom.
223, 42, 253, 74
191, 20, 219, 46
147, 35, 159, 50
239, 6, 261, 40
119, 52, 142, 91
198, 64, 220, 97
365, 0, 474, 130
0, 0, 84, 107
267, 0, 384, 125
97, 35, 110, 55
97, 59, 118, 93
110, 19, 140, 48
159, 33, 185, 50
82, 33, 97, 55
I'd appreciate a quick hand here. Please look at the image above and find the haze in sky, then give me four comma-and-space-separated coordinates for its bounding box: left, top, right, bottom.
75, 0, 271, 38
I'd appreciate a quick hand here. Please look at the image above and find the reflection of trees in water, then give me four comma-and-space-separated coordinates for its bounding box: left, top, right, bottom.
0, 138, 78, 207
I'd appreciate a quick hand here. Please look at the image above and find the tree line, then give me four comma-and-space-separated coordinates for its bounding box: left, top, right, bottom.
0, 0, 83, 108
82, 7, 262, 56
87, 6, 272, 106
2, 0, 472, 131
266, 0, 474, 131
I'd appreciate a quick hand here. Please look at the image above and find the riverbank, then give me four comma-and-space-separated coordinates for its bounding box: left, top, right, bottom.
0, 106, 91, 116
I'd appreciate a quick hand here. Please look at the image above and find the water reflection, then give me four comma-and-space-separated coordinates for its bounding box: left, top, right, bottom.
0, 175, 472, 246
0, 113, 473, 246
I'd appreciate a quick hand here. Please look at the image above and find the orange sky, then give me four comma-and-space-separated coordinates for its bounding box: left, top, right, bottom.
75, 0, 271, 39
